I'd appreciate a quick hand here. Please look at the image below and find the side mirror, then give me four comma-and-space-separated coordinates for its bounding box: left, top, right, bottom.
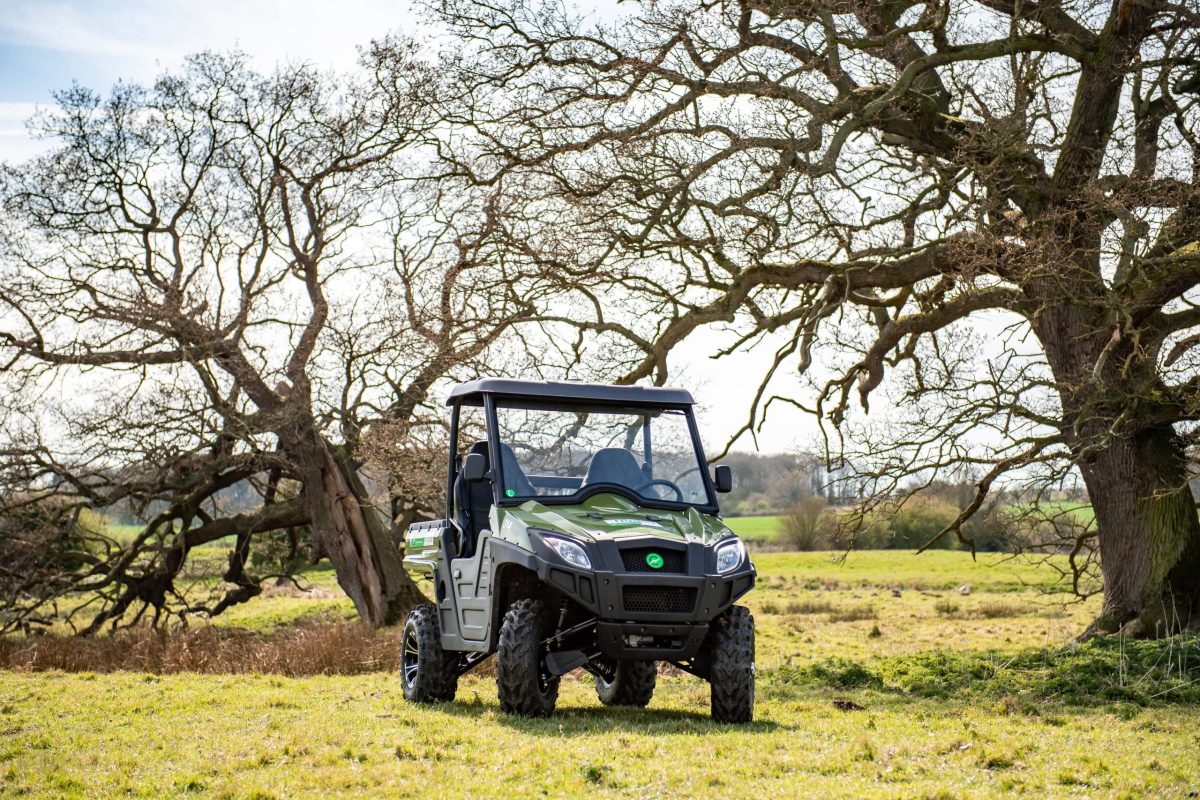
713, 464, 733, 494
462, 452, 489, 482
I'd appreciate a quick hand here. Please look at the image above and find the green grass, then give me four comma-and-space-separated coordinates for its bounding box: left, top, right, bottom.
211, 566, 358, 631
1002, 500, 1096, 526
3, 665, 1196, 798
725, 514, 782, 543
756, 549, 1065, 591
3, 550, 1197, 798
780, 635, 1200, 703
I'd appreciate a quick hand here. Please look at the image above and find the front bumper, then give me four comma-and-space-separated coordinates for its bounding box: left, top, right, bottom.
526, 534, 756, 659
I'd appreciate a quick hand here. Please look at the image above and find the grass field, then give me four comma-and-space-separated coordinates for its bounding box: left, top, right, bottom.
725, 502, 1098, 547
3, 550, 1198, 799
725, 514, 782, 544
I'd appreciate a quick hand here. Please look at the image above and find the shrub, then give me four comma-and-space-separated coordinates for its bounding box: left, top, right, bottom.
0, 498, 106, 598
830, 492, 1021, 552
961, 507, 1016, 552
779, 495, 836, 550
885, 495, 961, 550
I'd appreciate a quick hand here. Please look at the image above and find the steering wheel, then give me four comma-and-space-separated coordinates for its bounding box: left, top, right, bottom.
635, 479, 684, 502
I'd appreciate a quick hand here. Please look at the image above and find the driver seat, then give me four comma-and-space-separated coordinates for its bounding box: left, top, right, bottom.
454, 441, 494, 558
583, 448, 645, 489
453, 441, 536, 557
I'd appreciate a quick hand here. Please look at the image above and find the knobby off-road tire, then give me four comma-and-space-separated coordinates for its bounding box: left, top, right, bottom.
595, 660, 657, 707
708, 605, 755, 723
496, 598, 560, 717
400, 603, 458, 703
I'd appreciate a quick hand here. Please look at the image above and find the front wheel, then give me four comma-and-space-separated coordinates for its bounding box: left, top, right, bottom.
400, 603, 458, 703
708, 605, 755, 723
595, 659, 657, 707
496, 598, 560, 717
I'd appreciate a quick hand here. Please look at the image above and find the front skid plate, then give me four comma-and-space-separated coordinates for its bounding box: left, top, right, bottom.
594, 620, 710, 660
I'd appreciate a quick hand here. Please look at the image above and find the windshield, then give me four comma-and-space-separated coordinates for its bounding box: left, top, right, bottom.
494, 403, 713, 508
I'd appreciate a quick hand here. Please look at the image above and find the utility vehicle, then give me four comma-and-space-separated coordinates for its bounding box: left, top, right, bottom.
399, 379, 756, 722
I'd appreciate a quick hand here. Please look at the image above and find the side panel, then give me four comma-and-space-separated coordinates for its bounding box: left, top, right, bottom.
402, 520, 485, 652
433, 527, 472, 651
433, 532, 538, 653
450, 535, 494, 644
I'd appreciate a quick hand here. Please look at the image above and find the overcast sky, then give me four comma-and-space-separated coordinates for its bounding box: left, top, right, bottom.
0, 0, 821, 454
0, 0, 409, 159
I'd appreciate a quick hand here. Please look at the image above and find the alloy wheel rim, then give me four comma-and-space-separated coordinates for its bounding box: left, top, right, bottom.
402, 629, 420, 688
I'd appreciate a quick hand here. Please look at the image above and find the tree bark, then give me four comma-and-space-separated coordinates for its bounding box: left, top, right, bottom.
1077, 426, 1200, 637
1036, 295, 1200, 639
298, 436, 426, 627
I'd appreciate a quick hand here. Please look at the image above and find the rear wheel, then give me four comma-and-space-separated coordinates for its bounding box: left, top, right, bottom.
595, 660, 657, 707
400, 603, 458, 703
708, 605, 755, 723
496, 598, 560, 717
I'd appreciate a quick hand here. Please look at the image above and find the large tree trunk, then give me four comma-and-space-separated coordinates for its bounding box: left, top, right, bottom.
299, 436, 426, 626
1077, 426, 1200, 637
1037, 293, 1200, 639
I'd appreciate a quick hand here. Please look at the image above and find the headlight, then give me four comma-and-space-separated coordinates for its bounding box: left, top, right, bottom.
715, 538, 745, 574
544, 536, 592, 570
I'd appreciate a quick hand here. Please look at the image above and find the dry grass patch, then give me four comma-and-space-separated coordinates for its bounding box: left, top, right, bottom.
934, 599, 961, 616
761, 598, 838, 615
974, 601, 1032, 619
788, 598, 834, 615
0, 622, 398, 676
933, 599, 1067, 620
827, 605, 877, 623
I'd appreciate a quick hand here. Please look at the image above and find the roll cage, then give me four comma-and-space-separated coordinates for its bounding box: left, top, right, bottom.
445, 379, 721, 518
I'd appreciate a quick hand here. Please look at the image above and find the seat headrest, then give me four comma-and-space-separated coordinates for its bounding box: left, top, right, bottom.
464, 440, 534, 496
584, 447, 644, 488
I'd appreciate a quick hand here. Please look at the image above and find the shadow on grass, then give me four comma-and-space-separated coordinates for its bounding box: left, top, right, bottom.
433, 695, 780, 734
768, 634, 1200, 707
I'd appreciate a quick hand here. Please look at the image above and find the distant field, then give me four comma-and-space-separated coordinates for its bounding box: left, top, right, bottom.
102, 521, 236, 549
727, 502, 1098, 548
1010, 500, 1096, 526
725, 514, 782, 543
4, 549, 1198, 798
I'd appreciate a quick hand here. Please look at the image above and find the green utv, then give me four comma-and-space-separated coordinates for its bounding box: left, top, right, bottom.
399, 379, 757, 723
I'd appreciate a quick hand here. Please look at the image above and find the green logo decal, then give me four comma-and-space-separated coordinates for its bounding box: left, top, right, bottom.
645, 552, 664, 570
505, 489, 516, 497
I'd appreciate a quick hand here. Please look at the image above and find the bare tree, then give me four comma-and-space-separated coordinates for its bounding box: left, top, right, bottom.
434, 0, 1200, 636
0, 47, 549, 633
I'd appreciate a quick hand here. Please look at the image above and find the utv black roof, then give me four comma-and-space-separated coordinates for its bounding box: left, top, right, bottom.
447, 378, 695, 408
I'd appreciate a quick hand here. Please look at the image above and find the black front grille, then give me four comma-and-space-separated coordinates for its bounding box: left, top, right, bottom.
622, 585, 697, 614
621, 547, 686, 573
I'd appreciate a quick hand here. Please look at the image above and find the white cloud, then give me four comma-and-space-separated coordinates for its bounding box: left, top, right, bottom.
0, 2, 161, 59
0, 1, 418, 161
0, 0, 416, 75
0, 101, 40, 119
0, 102, 45, 162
